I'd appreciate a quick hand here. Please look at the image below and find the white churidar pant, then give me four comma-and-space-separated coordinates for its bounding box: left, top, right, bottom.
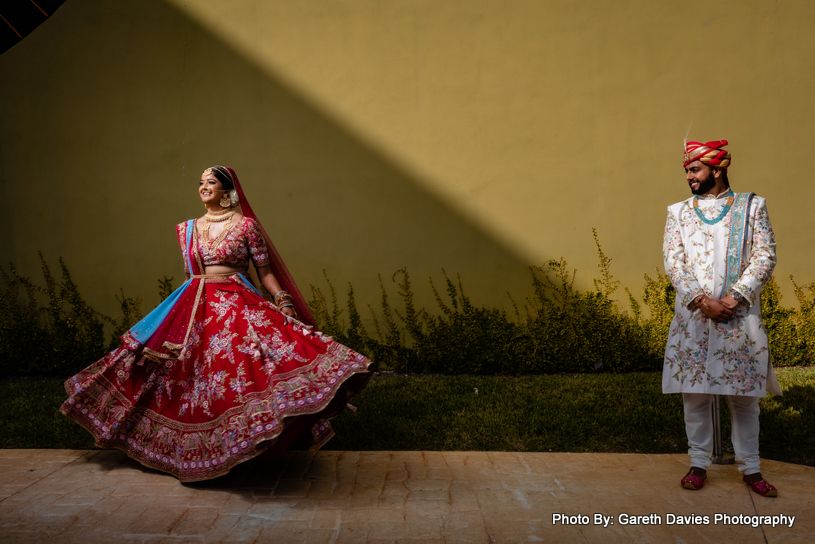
683, 393, 761, 475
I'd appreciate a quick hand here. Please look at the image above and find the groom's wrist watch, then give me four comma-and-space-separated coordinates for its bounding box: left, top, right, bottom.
731, 291, 745, 305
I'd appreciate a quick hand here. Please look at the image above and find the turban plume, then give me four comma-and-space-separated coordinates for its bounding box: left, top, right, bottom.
683, 140, 731, 169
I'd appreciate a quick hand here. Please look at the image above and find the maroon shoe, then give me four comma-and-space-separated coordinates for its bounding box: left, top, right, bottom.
744, 474, 778, 497
681, 467, 707, 490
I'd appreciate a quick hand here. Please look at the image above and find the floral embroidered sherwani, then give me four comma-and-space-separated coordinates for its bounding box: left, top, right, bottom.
662, 190, 780, 397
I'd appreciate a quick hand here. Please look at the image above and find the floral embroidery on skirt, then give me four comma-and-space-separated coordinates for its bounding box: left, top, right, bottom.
61, 277, 373, 482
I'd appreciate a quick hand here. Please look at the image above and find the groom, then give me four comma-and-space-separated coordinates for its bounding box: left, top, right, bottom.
662, 140, 780, 497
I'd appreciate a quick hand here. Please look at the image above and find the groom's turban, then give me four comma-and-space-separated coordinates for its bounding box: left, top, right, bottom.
683, 140, 731, 169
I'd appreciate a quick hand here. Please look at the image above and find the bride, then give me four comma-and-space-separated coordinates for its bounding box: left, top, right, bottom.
61, 165, 373, 482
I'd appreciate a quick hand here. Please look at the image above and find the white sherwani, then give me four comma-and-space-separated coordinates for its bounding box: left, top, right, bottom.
662, 190, 779, 397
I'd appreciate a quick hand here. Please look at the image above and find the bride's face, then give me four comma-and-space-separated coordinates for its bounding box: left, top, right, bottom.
199, 170, 225, 206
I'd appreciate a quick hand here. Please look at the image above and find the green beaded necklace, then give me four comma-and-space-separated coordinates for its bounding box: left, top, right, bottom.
692, 189, 735, 225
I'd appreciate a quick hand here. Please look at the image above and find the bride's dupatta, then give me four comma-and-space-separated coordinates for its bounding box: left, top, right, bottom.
227, 166, 314, 326
122, 219, 203, 362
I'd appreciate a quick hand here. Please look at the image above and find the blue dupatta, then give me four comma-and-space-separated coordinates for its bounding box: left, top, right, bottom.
127, 220, 197, 343
719, 192, 755, 298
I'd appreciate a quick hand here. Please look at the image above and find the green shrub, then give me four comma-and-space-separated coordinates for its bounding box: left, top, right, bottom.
308, 231, 814, 374
0, 255, 107, 377
0, 255, 149, 378
2, 235, 813, 378
763, 275, 814, 367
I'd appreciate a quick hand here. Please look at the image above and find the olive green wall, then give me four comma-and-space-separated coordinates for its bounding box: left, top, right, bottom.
2, 0, 813, 320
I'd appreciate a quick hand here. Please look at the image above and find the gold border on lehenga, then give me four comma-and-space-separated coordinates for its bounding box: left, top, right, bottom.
181, 273, 206, 349
176, 222, 210, 350
144, 346, 175, 362
69, 350, 372, 433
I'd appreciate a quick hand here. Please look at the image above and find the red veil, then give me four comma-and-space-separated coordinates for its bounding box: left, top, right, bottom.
227, 167, 315, 326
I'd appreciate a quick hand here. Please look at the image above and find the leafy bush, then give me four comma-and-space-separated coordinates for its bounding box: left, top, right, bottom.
0, 255, 148, 378
0, 255, 107, 377
763, 275, 815, 367
308, 231, 814, 374
1, 236, 812, 378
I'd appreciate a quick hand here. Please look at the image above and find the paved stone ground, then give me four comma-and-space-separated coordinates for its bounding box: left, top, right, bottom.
0, 449, 812, 543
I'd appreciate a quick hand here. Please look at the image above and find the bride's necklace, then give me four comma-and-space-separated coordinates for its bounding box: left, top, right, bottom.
205, 208, 235, 222
692, 190, 735, 225
201, 209, 236, 249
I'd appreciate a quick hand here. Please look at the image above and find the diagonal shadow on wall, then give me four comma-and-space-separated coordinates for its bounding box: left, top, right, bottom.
0, 0, 546, 312
166, 1, 542, 308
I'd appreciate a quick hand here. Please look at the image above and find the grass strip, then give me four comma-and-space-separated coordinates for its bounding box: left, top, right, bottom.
2, 369, 813, 466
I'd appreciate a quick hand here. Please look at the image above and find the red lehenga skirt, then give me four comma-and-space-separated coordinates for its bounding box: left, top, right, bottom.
60, 275, 373, 482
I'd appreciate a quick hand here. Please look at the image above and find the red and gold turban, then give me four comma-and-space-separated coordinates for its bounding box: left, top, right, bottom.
683, 140, 731, 169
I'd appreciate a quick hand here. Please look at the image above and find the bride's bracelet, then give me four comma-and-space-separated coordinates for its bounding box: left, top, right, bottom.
273, 290, 291, 306
274, 290, 297, 318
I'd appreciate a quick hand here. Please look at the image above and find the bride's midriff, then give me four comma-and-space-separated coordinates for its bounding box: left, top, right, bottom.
203, 265, 248, 275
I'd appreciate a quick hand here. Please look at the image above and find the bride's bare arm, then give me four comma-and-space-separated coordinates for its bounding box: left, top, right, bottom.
256, 265, 295, 318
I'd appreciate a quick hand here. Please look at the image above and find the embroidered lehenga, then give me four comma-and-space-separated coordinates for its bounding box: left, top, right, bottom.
61, 168, 373, 482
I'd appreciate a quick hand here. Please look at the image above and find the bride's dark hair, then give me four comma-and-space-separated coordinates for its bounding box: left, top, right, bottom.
208, 165, 235, 191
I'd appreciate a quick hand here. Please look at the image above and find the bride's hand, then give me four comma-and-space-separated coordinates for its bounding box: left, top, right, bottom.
281, 307, 296, 324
